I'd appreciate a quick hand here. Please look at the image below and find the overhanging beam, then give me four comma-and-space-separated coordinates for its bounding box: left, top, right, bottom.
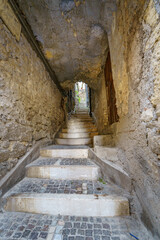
8, 0, 66, 97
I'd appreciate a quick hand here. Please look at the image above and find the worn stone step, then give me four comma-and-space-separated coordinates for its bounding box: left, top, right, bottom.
62, 127, 97, 133
3, 178, 129, 217
66, 121, 95, 128
26, 158, 101, 180
73, 114, 90, 118
40, 145, 89, 158
69, 118, 93, 122
59, 132, 98, 139
4, 193, 129, 217
55, 138, 92, 145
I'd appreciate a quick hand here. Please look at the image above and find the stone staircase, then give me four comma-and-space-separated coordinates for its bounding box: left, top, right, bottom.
2, 112, 130, 221
55, 112, 98, 146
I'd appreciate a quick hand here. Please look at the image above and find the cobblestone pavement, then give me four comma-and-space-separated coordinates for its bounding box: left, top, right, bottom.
60, 159, 93, 166
5, 178, 129, 197
0, 212, 153, 240
28, 158, 93, 167
0, 212, 56, 240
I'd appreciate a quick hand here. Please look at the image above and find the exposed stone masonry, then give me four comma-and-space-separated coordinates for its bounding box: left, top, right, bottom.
0, 19, 64, 179
0, 0, 160, 238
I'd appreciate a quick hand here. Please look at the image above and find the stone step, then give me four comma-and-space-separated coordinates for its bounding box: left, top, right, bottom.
55, 138, 92, 145
69, 118, 93, 122
40, 145, 89, 158
66, 123, 95, 127
73, 115, 90, 118
59, 132, 98, 138
4, 193, 129, 217
76, 111, 89, 113
62, 127, 97, 133
3, 178, 129, 217
26, 158, 100, 180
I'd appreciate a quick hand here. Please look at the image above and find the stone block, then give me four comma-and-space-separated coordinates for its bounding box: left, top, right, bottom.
141, 108, 153, 122
93, 135, 115, 147
148, 135, 160, 155
89, 149, 132, 192
0, 149, 10, 162
94, 146, 118, 163
156, 104, 160, 118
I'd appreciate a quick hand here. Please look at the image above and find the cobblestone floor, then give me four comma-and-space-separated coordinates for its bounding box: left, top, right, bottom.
0, 212, 153, 240
28, 158, 93, 167
27, 158, 58, 166
60, 159, 93, 166
5, 178, 129, 197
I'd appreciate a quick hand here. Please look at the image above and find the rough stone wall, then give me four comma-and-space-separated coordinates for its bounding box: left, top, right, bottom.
17, 0, 116, 89
108, 0, 160, 237
0, 19, 64, 179
91, 75, 109, 134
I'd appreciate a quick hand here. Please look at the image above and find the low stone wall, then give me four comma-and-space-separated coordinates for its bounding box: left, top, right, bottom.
0, 19, 64, 180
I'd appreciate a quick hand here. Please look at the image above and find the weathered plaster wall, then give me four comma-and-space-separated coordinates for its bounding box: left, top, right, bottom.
17, 0, 116, 89
0, 19, 64, 179
108, 0, 160, 237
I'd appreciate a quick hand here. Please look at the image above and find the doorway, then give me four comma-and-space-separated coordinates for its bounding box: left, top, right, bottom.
74, 82, 90, 112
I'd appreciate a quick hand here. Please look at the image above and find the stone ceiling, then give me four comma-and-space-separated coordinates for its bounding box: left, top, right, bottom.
17, 0, 116, 89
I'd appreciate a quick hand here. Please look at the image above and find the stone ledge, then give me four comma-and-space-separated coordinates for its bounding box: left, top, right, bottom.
0, 139, 52, 203
4, 193, 129, 217
88, 148, 132, 193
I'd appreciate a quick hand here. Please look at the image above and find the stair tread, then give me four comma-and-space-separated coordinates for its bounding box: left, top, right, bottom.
4, 178, 129, 198
42, 145, 89, 149
26, 157, 95, 167
56, 137, 92, 140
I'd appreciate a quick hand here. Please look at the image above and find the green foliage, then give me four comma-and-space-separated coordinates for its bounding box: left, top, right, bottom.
98, 178, 106, 184
75, 90, 81, 103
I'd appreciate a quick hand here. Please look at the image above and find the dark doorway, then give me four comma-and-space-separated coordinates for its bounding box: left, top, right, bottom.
104, 52, 119, 125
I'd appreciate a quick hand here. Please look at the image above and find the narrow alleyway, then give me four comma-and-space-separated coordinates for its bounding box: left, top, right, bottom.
0, 0, 160, 239
1, 111, 152, 239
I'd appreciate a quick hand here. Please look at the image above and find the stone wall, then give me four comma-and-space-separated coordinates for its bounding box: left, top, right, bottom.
91, 74, 109, 134
107, 0, 160, 237
0, 19, 64, 180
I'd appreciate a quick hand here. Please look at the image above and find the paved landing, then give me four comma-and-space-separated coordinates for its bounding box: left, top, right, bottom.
0, 212, 153, 240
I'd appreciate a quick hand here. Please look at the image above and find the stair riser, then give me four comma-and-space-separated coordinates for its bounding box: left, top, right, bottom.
26, 166, 100, 180
4, 194, 129, 217
55, 138, 92, 145
66, 124, 95, 129
40, 149, 89, 158
62, 128, 97, 133
73, 115, 90, 118
59, 132, 98, 138
69, 119, 93, 122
